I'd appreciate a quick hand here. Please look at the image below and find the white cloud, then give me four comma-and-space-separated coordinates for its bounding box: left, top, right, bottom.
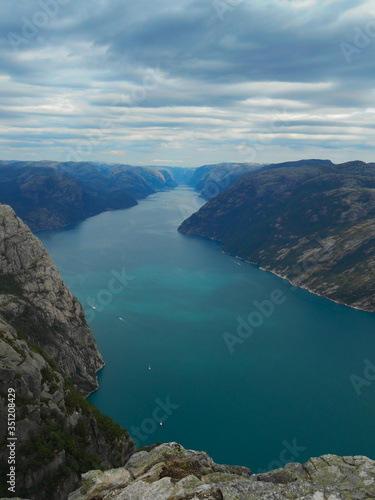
0, 0, 373, 166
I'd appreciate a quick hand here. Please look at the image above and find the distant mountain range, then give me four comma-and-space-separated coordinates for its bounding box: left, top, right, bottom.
179, 159, 375, 312
5, 157, 375, 312
0, 161, 177, 231
188, 162, 262, 199
0, 160, 262, 232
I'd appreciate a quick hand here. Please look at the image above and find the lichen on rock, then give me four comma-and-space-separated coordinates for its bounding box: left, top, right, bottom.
68, 443, 375, 499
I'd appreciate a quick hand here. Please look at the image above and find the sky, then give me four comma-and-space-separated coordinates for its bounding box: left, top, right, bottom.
1, 0, 375, 168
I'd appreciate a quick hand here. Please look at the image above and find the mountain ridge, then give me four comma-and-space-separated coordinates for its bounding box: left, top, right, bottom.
0, 161, 177, 232
179, 160, 375, 312
0, 203, 103, 396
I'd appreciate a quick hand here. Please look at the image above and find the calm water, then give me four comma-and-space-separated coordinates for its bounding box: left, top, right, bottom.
38, 186, 375, 471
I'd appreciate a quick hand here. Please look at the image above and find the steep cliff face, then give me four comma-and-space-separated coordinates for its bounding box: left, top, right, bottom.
180, 161, 375, 312
0, 204, 136, 499
68, 442, 375, 499
157, 167, 194, 184
0, 204, 103, 396
129, 166, 177, 190
0, 314, 135, 500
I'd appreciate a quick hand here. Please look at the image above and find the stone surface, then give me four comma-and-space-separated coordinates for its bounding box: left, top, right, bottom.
0, 203, 104, 395
0, 205, 136, 499
68, 443, 375, 499
0, 309, 135, 500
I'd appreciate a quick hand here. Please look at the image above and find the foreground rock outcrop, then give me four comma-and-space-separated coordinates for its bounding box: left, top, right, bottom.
0, 314, 135, 499
68, 442, 375, 499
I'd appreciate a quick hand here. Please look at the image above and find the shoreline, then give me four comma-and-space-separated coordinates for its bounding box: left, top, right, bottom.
225, 249, 369, 312
185, 235, 373, 314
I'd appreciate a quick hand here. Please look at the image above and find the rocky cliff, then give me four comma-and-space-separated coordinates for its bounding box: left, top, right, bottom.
180, 160, 375, 312
0, 204, 136, 499
68, 442, 375, 499
0, 314, 136, 500
156, 167, 194, 184
0, 204, 103, 396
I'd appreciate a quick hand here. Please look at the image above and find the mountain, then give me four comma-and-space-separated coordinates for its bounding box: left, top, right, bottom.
189, 162, 262, 199
179, 160, 375, 312
0, 204, 104, 395
0, 204, 136, 499
0, 161, 178, 231
128, 166, 177, 190
157, 168, 179, 188
155, 166, 195, 184
0, 162, 137, 231
101, 166, 155, 199
68, 442, 375, 499
263, 158, 335, 171
2, 175, 375, 500
0, 314, 136, 500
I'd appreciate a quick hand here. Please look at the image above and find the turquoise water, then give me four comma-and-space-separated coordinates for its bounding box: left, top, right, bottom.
38, 186, 375, 471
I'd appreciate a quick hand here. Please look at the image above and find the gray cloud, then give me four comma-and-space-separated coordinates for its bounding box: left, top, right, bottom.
0, 0, 375, 165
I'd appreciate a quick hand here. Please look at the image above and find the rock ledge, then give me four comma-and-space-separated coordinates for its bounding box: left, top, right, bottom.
68, 442, 375, 500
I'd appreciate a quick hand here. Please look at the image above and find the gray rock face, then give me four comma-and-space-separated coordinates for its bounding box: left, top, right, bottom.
68, 443, 375, 500
0, 205, 136, 499
0, 314, 135, 500
0, 204, 104, 396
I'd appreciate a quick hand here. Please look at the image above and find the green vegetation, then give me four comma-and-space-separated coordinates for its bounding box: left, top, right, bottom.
0, 328, 133, 499
0, 330, 27, 361
2, 302, 61, 365
64, 379, 129, 442
28, 341, 59, 371
139, 442, 163, 453
16, 411, 102, 498
4, 375, 132, 499
41, 366, 59, 384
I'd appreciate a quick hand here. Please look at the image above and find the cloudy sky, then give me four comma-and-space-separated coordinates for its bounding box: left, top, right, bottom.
1, 0, 375, 167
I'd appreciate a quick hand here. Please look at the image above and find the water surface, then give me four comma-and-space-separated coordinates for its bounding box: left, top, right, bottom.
39, 186, 375, 471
